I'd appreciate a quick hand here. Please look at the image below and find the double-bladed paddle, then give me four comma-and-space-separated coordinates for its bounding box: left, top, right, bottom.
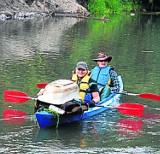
37, 83, 160, 101
4, 90, 144, 117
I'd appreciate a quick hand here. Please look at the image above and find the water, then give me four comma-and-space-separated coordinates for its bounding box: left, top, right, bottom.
0, 14, 160, 153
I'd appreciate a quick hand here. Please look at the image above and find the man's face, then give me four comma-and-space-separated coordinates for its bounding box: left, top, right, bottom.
76, 68, 88, 78
97, 60, 108, 68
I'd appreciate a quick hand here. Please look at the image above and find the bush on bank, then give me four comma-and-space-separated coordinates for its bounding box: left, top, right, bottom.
87, 0, 139, 16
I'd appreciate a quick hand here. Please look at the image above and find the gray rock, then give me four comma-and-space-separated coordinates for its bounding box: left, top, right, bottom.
0, 0, 89, 20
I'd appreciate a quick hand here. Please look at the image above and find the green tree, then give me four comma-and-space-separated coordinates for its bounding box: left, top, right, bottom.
88, 0, 138, 16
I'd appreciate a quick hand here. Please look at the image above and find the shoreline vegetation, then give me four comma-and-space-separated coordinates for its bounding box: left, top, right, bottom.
0, 0, 160, 21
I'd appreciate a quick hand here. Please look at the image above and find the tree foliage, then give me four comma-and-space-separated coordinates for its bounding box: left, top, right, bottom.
88, 0, 138, 16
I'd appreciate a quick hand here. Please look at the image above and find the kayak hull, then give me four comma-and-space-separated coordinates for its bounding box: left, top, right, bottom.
35, 93, 122, 128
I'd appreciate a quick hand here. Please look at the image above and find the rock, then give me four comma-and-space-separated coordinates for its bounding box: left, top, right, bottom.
0, 0, 89, 21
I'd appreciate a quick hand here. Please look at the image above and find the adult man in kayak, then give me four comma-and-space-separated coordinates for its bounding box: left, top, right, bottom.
91, 52, 120, 100
72, 61, 100, 107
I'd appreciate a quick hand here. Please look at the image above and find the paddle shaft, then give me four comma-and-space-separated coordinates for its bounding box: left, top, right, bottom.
116, 91, 160, 101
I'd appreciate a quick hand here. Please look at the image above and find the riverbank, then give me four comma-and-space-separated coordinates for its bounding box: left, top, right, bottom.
0, 0, 89, 21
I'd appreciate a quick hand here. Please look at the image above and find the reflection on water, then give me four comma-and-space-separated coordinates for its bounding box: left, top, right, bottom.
117, 119, 143, 136
34, 112, 118, 150
3, 109, 27, 125
1, 14, 160, 153
34, 111, 142, 146
1, 108, 160, 153
0, 17, 78, 60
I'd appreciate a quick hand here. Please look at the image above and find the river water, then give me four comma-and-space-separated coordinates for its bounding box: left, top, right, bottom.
0, 14, 160, 153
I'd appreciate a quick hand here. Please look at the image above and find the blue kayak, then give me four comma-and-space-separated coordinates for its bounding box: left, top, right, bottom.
35, 76, 123, 128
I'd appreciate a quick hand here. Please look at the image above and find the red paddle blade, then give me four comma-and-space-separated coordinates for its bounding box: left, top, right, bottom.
139, 93, 160, 101
4, 90, 32, 103
117, 119, 143, 136
37, 83, 48, 88
3, 109, 26, 124
118, 119, 143, 131
117, 103, 144, 116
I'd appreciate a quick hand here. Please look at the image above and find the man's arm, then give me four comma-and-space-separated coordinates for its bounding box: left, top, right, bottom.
109, 69, 120, 92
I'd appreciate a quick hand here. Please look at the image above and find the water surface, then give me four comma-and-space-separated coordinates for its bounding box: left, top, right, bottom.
0, 14, 160, 153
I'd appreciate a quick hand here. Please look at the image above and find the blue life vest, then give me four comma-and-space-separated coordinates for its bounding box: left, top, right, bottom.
91, 66, 111, 89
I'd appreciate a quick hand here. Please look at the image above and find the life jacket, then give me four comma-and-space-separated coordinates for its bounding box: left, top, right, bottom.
72, 71, 92, 102
91, 66, 111, 89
